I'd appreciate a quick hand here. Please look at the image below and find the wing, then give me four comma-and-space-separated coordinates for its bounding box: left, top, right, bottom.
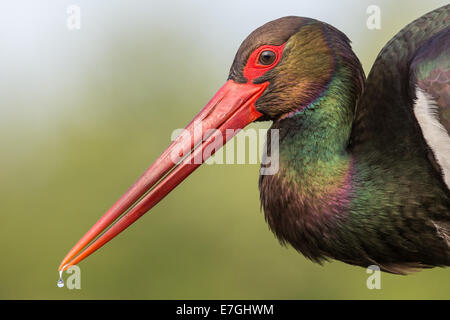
411, 27, 450, 189
350, 5, 450, 191
348, 6, 450, 265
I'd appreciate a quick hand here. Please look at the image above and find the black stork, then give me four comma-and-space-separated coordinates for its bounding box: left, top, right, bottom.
59, 5, 450, 275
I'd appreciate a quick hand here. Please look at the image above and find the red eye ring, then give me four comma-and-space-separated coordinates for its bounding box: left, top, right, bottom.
243, 43, 285, 81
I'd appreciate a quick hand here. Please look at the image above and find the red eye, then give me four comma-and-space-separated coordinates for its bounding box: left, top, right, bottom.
243, 43, 285, 81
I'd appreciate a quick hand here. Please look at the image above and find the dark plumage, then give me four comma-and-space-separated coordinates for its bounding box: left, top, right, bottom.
248, 6, 450, 274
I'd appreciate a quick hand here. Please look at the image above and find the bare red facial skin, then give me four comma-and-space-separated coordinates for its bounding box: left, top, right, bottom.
243, 43, 286, 81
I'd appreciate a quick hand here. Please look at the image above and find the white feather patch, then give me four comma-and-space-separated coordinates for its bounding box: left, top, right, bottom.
413, 88, 450, 190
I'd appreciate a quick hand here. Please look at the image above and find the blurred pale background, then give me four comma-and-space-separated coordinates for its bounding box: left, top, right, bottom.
0, 0, 448, 299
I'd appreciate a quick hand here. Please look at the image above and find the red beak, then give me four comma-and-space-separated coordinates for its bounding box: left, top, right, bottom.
58, 80, 268, 271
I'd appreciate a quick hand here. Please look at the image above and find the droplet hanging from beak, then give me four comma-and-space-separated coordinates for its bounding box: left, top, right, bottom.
57, 270, 64, 288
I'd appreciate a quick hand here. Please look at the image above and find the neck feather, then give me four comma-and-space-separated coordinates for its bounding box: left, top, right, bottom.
259, 66, 361, 261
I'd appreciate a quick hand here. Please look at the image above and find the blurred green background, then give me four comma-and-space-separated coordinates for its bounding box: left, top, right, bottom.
0, 0, 449, 299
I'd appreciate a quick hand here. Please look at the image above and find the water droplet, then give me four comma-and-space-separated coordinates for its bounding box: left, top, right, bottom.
57, 270, 64, 288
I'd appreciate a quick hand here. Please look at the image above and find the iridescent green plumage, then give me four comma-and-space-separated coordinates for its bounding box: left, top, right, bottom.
237, 6, 450, 273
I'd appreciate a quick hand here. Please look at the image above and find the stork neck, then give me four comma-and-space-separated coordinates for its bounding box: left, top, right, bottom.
259, 75, 358, 245
275, 73, 356, 167
258, 53, 363, 255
